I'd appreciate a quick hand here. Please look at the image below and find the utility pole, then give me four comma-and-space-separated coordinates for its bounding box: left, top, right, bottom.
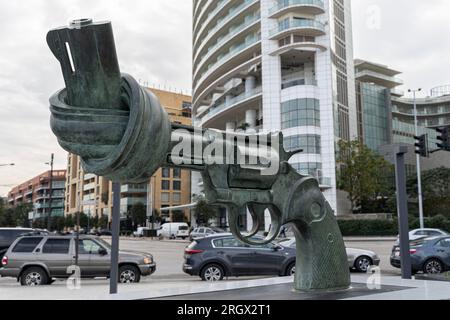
395, 146, 412, 280
110, 182, 121, 294
46, 154, 54, 231
408, 88, 425, 229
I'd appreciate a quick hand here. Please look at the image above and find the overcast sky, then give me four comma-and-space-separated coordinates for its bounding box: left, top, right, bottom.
1, 0, 449, 196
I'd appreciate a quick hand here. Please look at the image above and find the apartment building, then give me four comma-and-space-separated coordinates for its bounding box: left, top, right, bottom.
7, 170, 66, 220
192, 0, 358, 216
355, 59, 450, 176
64, 88, 193, 223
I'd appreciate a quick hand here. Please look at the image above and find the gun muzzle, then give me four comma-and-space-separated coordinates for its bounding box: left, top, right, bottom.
48, 19, 172, 182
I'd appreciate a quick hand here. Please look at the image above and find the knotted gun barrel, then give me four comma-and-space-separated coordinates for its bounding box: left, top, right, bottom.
48, 19, 350, 292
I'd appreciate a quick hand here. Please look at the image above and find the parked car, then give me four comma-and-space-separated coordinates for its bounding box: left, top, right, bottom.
395, 229, 448, 244
0, 235, 156, 286
158, 223, 190, 239
280, 238, 380, 273
183, 234, 297, 281
0, 228, 48, 260
91, 229, 112, 236
133, 227, 151, 238
189, 227, 225, 241
391, 236, 450, 274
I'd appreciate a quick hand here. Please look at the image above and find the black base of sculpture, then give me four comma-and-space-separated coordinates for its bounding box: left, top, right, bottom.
152, 283, 413, 301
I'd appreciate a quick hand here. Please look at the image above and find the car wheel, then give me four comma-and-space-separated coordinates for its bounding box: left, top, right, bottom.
20, 267, 49, 287
286, 263, 295, 276
119, 265, 141, 283
201, 264, 224, 282
423, 259, 444, 274
355, 256, 373, 273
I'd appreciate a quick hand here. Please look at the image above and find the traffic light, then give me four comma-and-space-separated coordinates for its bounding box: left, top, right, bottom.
414, 134, 429, 157
436, 127, 450, 151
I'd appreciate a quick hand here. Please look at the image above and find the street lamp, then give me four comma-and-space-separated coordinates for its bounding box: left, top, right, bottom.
408, 88, 425, 229
45, 154, 54, 231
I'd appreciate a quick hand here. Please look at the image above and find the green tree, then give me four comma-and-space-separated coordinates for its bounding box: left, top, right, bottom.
337, 140, 394, 213
78, 212, 89, 229
193, 194, 218, 226
57, 217, 66, 232
0, 198, 4, 223
13, 203, 33, 227
130, 202, 147, 227
32, 218, 46, 229
91, 215, 99, 229
172, 210, 185, 223
407, 167, 450, 219
0, 208, 16, 227
98, 215, 109, 229
65, 214, 75, 228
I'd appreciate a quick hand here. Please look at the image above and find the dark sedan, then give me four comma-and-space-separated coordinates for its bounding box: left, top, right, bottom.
183, 233, 296, 281
391, 236, 450, 274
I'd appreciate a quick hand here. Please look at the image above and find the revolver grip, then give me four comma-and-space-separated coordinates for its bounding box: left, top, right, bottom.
281, 175, 351, 291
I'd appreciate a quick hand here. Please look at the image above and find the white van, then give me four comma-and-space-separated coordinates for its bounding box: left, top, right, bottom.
157, 223, 190, 239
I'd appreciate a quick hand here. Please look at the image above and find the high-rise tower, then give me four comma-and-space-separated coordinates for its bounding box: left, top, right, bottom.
192, 0, 357, 214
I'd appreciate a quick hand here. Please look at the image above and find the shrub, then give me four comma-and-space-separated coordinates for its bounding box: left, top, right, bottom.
338, 216, 450, 236
338, 219, 398, 236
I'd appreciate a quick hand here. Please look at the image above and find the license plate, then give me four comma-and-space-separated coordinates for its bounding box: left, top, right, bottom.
395, 251, 400, 257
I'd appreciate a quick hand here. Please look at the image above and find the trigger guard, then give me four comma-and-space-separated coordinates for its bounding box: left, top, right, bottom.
228, 206, 281, 246
245, 204, 262, 238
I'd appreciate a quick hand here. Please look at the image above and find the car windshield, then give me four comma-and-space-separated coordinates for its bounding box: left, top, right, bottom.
95, 238, 112, 250
179, 226, 188, 231
211, 227, 225, 233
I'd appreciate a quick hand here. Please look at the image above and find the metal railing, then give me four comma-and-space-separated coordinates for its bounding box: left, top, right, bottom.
269, 0, 325, 16
270, 18, 325, 37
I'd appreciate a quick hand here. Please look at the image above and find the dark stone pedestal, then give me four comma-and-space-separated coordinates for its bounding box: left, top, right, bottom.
153, 283, 413, 301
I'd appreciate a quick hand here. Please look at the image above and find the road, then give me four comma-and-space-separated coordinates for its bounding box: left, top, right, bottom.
117, 237, 400, 276
0, 237, 400, 298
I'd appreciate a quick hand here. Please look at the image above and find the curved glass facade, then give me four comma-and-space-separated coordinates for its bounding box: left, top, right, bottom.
284, 134, 321, 154
359, 83, 390, 151
281, 98, 320, 129
291, 162, 322, 176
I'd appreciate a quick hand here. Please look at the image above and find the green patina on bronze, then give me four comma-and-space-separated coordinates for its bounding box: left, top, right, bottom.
47, 19, 350, 292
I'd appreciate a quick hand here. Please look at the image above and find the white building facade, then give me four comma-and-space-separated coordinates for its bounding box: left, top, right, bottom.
192, 0, 357, 216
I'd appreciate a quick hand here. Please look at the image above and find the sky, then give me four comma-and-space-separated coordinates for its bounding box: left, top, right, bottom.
1, 0, 450, 196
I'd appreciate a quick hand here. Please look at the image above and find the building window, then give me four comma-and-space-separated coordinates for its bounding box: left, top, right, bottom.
291, 163, 323, 177
161, 192, 170, 203
284, 135, 321, 154
173, 168, 181, 179
161, 180, 170, 190
173, 181, 181, 191
162, 168, 170, 178
281, 99, 320, 129
172, 193, 181, 204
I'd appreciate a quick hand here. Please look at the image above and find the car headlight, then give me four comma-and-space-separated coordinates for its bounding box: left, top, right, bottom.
144, 257, 153, 264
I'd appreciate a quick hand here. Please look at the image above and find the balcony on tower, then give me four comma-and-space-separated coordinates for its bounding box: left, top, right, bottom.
269, 17, 326, 40
269, 0, 326, 19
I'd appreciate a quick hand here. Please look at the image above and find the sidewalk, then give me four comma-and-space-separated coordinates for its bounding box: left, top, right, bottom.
2, 274, 450, 300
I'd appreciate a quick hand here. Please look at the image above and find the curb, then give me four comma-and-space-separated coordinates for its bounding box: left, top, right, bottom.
344, 237, 397, 242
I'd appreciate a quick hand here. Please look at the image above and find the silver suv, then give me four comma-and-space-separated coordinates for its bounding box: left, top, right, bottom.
0, 235, 156, 286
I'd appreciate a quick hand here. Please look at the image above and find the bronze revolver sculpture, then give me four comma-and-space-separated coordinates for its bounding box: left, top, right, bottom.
47, 19, 350, 292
